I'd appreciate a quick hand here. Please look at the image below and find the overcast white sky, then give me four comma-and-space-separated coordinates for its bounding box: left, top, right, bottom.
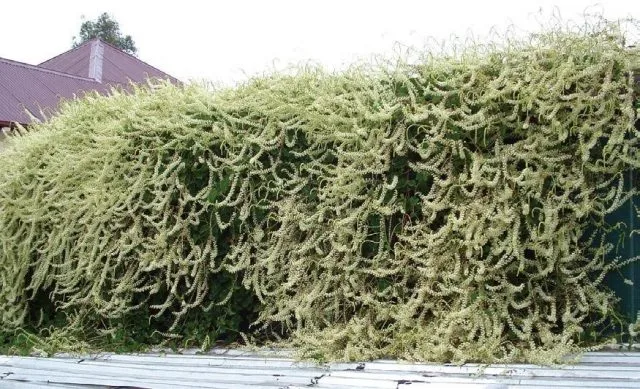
1, 1, 638, 84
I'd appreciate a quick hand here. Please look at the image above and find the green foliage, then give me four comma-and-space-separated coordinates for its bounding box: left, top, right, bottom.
1, 20, 640, 363
73, 12, 137, 55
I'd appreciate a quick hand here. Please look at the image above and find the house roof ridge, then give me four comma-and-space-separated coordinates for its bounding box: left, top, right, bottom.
0, 56, 100, 83
39, 38, 178, 83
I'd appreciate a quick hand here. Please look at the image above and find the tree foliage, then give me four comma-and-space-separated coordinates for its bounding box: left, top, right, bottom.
72, 12, 137, 55
1, 20, 639, 363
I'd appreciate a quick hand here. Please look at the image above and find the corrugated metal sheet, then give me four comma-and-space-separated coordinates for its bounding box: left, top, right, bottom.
40, 39, 180, 85
0, 38, 179, 125
0, 57, 106, 124
38, 43, 92, 80
99, 41, 180, 85
1, 349, 640, 388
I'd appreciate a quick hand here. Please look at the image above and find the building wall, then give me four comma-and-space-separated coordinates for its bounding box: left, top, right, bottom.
0, 126, 10, 151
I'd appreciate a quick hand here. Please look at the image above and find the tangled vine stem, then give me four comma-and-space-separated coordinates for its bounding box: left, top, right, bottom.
1, 19, 640, 363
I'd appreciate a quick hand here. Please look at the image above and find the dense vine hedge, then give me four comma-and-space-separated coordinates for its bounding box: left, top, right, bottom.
1, 22, 639, 363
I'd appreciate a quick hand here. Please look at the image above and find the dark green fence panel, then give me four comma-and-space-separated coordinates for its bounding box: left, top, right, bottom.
604, 169, 640, 325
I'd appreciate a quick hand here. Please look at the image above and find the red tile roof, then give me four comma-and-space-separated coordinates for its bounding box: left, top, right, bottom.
0, 38, 178, 125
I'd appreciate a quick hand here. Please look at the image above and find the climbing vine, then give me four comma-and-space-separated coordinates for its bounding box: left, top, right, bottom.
0, 20, 639, 363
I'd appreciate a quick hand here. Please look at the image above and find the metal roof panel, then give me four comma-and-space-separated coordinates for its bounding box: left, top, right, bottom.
2, 349, 640, 388
0, 57, 105, 123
